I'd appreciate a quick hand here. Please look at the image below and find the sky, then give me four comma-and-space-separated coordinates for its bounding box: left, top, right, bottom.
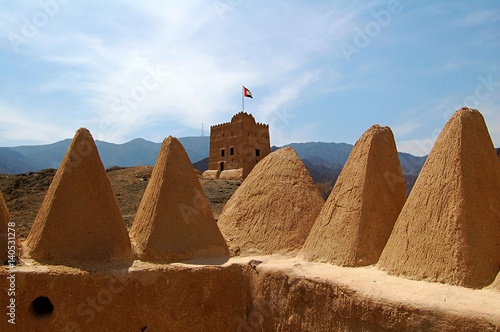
0, 1, 499, 156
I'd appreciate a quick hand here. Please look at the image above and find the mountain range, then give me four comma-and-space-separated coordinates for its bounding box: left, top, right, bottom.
2, 136, 498, 181
0, 137, 210, 174
0, 136, 428, 175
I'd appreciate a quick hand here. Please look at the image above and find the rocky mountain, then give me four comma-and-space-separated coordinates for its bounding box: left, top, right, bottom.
8, 139, 73, 170
301, 159, 343, 184
282, 142, 353, 166
282, 142, 427, 177
301, 159, 343, 198
2, 136, 497, 184
193, 157, 209, 172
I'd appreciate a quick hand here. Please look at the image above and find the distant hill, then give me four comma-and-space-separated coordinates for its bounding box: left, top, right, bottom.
282, 142, 353, 166
9, 139, 71, 170
302, 159, 343, 198
2, 134, 497, 184
397, 152, 427, 176
193, 157, 209, 172
0, 138, 427, 182
282, 142, 427, 177
302, 159, 343, 184
0, 148, 39, 174
3, 136, 209, 173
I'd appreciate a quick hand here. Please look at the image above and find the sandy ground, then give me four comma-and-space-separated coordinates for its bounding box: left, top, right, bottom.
0, 167, 240, 239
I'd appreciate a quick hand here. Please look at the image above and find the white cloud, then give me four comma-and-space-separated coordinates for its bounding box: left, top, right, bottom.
396, 138, 435, 156
0, 102, 74, 145
480, 103, 500, 148
1, 1, 498, 152
0, 2, 363, 145
391, 121, 420, 137
255, 73, 319, 123
455, 9, 500, 27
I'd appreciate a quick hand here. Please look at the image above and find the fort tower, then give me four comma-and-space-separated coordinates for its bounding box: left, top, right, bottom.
207, 112, 270, 179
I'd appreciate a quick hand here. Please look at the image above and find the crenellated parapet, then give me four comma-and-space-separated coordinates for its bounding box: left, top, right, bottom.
210, 121, 231, 130
211, 112, 262, 130
208, 112, 271, 179
231, 111, 254, 123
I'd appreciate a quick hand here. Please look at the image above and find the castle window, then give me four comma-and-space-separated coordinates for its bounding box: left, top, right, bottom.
221, 149, 225, 157
230, 147, 234, 156
255, 149, 260, 157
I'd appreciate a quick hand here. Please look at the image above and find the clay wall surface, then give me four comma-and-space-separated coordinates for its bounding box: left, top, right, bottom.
218, 168, 244, 180
24, 128, 133, 263
218, 147, 324, 256
301, 125, 406, 266
201, 170, 219, 179
0, 192, 12, 263
0, 263, 246, 332
209, 119, 245, 172
378, 108, 500, 288
1, 258, 499, 331
129, 136, 228, 262
241, 258, 500, 331
491, 272, 500, 291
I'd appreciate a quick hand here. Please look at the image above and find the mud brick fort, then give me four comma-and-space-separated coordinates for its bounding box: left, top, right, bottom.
0, 107, 499, 331
204, 112, 270, 180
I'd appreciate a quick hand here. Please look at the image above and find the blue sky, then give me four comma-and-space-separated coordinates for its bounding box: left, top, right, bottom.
0, 1, 499, 156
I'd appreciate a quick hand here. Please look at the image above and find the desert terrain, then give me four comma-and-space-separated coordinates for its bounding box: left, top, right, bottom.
0, 166, 240, 240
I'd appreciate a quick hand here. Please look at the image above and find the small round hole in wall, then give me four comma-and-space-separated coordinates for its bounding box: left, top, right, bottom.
30, 296, 54, 317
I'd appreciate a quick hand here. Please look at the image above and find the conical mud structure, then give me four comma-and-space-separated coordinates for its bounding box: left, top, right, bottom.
0, 192, 12, 263
218, 147, 324, 256
24, 128, 133, 262
491, 272, 500, 291
130, 136, 229, 261
301, 125, 406, 266
378, 108, 500, 288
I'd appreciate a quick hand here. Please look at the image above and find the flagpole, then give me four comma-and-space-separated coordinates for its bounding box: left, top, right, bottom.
242, 85, 244, 111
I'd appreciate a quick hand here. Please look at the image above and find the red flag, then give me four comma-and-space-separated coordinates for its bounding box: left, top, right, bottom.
243, 86, 253, 98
